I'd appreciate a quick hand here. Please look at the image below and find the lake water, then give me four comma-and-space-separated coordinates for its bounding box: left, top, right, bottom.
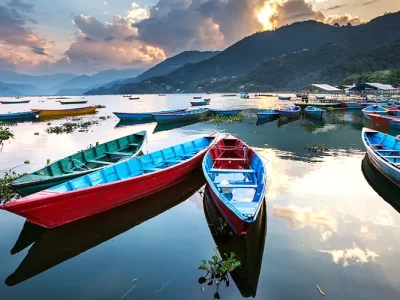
0, 94, 400, 300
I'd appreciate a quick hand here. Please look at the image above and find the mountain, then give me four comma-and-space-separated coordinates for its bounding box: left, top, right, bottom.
0, 82, 43, 96
343, 70, 400, 87
107, 11, 400, 93
85, 51, 220, 95
0, 71, 75, 91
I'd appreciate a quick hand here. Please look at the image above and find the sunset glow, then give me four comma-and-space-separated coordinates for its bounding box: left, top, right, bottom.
257, 1, 277, 31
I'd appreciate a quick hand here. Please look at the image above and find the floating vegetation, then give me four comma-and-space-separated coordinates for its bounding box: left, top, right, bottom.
99, 116, 107, 120
198, 248, 241, 299
279, 116, 288, 121
326, 107, 334, 111
211, 218, 233, 236
0, 123, 14, 149
305, 144, 328, 152
209, 114, 244, 123
34, 132, 39, 136
95, 104, 106, 108
46, 158, 50, 165
45, 119, 100, 134
24, 160, 30, 164
0, 170, 24, 204
47, 122, 51, 126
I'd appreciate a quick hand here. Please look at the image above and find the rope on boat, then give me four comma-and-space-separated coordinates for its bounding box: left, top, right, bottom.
68, 159, 90, 171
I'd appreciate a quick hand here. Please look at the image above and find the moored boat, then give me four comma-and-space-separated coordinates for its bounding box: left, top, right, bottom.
240, 92, 250, 99
129, 97, 140, 100
389, 106, 400, 116
209, 109, 242, 116
1, 135, 217, 228
340, 102, 365, 109
113, 108, 187, 122
369, 114, 400, 129
277, 106, 301, 117
0, 111, 38, 122
193, 96, 202, 100
190, 100, 209, 107
202, 135, 266, 235
153, 108, 209, 123
59, 100, 88, 105
362, 128, 400, 187
304, 106, 326, 119
278, 96, 291, 101
8, 131, 147, 196
362, 105, 388, 119
204, 98, 211, 103
1, 100, 31, 104
31, 106, 97, 118
257, 109, 279, 120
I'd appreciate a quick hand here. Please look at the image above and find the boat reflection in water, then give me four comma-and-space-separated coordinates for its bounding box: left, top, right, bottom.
153, 119, 201, 134
361, 154, 400, 213
303, 116, 326, 128
6, 170, 206, 286
256, 118, 276, 127
277, 115, 300, 127
115, 119, 154, 127
203, 186, 266, 298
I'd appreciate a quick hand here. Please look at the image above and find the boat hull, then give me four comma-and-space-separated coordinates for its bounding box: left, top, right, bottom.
1, 100, 30, 104
32, 106, 97, 117
153, 109, 209, 124
305, 110, 325, 119
278, 108, 301, 118
209, 109, 242, 116
113, 109, 186, 121
257, 113, 278, 120
190, 101, 208, 106
59, 101, 88, 105
279, 97, 291, 101
0, 112, 38, 121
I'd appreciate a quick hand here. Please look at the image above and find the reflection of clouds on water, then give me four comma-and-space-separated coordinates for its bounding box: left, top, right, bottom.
371, 209, 396, 228
312, 124, 337, 134
272, 205, 338, 232
320, 243, 380, 267
187, 190, 204, 211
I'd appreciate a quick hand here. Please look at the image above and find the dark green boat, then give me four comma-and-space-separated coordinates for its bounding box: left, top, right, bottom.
8, 131, 146, 196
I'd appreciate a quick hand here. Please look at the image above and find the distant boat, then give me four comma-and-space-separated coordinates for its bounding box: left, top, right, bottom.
389, 107, 400, 116
113, 108, 187, 122
209, 109, 242, 116
190, 100, 209, 107
222, 94, 237, 97
362, 105, 388, 119
8, 131, 147, 196
123, 95, 132, 98
0, 111, 38, 122
362, 128, 400, 187
193, 96, 202, 100
304, 106, 326, 119
204, 98, 211, 103
240, 92, 249, 99
202, 135, 266, 235
129, 97, 140, 100
1, 135, 216, 228
1, 100, 30, 104
277, 106, 301, 117
153, 108, 209, 124
158, 94, 166, 96
295, 93, 302, 97
278, 96, 291, 101
340, 102, 365, 109
257, 109, 279, 120
31, 106, 97, 118
59, 100, 88, 105
369, 114, 400, 129
207, 91, 211, 94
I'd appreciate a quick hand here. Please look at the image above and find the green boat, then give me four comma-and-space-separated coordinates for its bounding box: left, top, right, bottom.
8, 131, 147, 196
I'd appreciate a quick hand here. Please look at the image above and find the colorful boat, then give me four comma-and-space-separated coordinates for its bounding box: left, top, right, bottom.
209, 109, 242, 116
362, 105, 388, 119
5, 170, 206, 286
0, 111, 38, 121
257, 109, 279, 120
240, 92, 250, 99
8, 131, 147, 196
31, 106, 97, 118
113, 108, 187, 122
190, 101, 209, 106
389, 107, 400, 116
277, 106, 301, 117
340, 102, 365, 109
1, 135, 216, 228
202, 135, 266, 235
369, 114, 400, 129
204, 98, 211, 103
59, 100, 88, 105
193, 96, 202, 100
278, 96, 291, 101
203, 186, 266, 297
153, 108, 209, 124
0, 100, 31, 104
304, 106, 326, 119
362, 128, 400, 188
129, 97, 140, 100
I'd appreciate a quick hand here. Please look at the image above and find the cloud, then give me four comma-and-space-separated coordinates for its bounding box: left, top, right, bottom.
6, 0, 34, 13
361, 0, 380, 6
320, 243, 379, 267
324, 5, 346, 11
325, 14, 364, 25
127, 2, 150, 23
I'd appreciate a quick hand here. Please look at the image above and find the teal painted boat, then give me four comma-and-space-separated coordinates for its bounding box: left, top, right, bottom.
8, 131, 147, 196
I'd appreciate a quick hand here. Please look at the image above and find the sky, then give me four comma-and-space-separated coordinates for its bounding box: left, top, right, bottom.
0, 0, 399, 75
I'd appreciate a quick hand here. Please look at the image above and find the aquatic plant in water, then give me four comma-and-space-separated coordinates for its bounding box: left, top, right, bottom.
198, 248, 241, 299
0, 124, 14, 149
209, 114, 244, 123
0, 170, 24, 204
305, 143, 328, 152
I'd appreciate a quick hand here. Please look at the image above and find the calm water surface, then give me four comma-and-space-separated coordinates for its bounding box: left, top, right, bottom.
0, 95, 400, 300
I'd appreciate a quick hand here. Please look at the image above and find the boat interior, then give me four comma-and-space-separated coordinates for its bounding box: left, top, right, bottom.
50, 137, 214, 192
365, 131, 400, 166
204, 137, 265, 218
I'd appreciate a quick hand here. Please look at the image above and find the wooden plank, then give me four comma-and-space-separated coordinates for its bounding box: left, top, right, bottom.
214, 158, 245, 161
105, 151, 132, 156
210, 168, 255, 173
87, 160, 112, 165
376, 150, 400, 152
217, 183, 257, 189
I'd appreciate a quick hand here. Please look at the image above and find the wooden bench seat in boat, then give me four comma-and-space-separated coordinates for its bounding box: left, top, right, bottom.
210, 168, 255, 174
143, 166, 160, 172
129, 143, 140, 147
214, 158, 246, 161
105, 151, 133, 156
87, 160, 113, 165
383, 156, 400, 158
230, 202, 258, 215
217, 183, 257, 189
375, 149, 400, 152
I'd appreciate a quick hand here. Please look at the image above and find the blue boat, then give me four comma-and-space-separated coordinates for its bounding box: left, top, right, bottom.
304, 106, 326, 119
277, 106, 301, 117
0, 111, 38, 121
362, 128, 400, 187
362, 105, 388, 119
113, 108, 187, 122
202, 135, 266, 235
153, 108, 209, 124
209, 109, 242, 116
190, 101, 209, 107
257, 109, 279, 120
240, 92, 249, 99
278, 96, 291, 101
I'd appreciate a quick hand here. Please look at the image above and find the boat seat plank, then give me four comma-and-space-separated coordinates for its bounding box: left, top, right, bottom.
375, 150, 400, 152
217, 183, 257, 189
214, 158, 246, 161
129, 143, 140, 147
87, 160, 113, 165
210, 168, 256, 174
383, 156, 400, 158
143, 166, 160, 172
105, 151, 132, 156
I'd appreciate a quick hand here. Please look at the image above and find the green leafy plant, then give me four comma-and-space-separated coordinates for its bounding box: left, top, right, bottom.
305, 143, 328, 152
198, 249, 241, 299
0, 170, 25, 204
46, 158, 51, 165
209, 114, 244, 124
24, 160, 30, 164
0, 126, 14, 148
34, 132, 39, 135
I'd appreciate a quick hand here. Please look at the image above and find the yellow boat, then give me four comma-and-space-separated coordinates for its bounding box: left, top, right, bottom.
31, 106, 97, 117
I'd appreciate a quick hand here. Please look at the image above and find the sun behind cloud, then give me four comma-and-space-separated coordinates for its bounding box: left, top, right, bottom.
257, 1, 278, 30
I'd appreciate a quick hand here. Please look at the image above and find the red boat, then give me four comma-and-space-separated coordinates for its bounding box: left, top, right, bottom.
202, 135, 266, 235
1, 135, 217, 228
369, 113, 400, 129
389, 106, 400, 116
